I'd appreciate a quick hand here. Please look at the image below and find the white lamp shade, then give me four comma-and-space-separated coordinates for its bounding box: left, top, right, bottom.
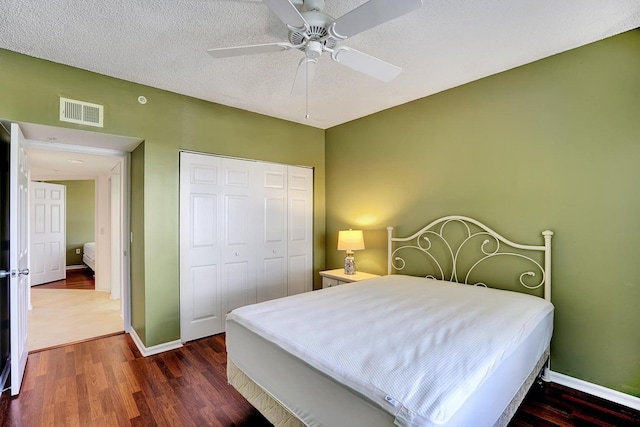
337, 229, 365, 251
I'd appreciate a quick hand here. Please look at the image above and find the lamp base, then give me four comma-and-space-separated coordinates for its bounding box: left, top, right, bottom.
344, 253, 356, 275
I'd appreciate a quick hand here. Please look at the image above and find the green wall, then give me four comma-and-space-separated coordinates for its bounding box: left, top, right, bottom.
325, 29, 640, 397
0, 49, 326, 347
46, 180, 95, 266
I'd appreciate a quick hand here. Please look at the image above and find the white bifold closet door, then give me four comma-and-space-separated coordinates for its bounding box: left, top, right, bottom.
179, 152, 313, 342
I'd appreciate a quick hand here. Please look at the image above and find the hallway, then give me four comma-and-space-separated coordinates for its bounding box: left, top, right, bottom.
29, 270, 123, 351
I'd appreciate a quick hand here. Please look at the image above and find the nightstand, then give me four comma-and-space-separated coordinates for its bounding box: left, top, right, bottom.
319, 269, 380, 288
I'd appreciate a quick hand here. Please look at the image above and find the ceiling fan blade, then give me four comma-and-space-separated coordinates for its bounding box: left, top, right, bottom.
331, 47, 401, 82
207, 42, 294, 58
329, 0, 423, 39
263, 0, 308, 32
291, 57, 318, 95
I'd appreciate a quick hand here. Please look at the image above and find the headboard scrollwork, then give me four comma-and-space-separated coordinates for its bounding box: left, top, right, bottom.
387, 216, 553, 301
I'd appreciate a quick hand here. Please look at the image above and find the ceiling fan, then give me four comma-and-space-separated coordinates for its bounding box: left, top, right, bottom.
207, 0, 424, 95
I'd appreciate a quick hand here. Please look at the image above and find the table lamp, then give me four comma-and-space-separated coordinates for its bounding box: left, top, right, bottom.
337, 229, 365, 275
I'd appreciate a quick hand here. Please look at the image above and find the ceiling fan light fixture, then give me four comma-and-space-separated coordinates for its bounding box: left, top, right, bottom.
289, 9, 336, 49
306, 40, 323, 59
304, 0, 325, 12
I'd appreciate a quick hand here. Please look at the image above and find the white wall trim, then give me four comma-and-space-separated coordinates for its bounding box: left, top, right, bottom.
550, 370, 640, 411
129, 328, 183, 357
66, 264, 85, 270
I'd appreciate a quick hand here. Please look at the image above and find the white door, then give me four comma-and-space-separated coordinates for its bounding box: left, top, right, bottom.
180, 153, 313, 342
180, 153, 224, 341
30, 182, 66, 286
9, 123, 29, 395
255, 162, 288, 302
220, 157, 257, 315
287, 166, 313, 296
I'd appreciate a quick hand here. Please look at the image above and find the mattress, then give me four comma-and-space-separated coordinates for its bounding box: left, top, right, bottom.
83, 241, 96, 271
83, 242, 95, 259
227, 345, 550, 427
226, 275, 554, 427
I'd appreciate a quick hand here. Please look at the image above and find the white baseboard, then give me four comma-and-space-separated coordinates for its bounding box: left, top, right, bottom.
66, 265, 86, 270
550, 370, 640, 411
129, 328, 183, 357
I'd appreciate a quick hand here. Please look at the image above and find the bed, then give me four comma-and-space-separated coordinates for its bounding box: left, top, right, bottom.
82, 241, 96, 273
226, 215, 554, 427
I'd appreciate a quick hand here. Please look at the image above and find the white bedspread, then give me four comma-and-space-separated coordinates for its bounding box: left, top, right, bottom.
227, 275, 554, 427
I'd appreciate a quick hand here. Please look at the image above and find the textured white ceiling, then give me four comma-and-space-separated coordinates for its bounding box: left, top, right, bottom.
28, 147, 123, 181
1, 0, 639, 129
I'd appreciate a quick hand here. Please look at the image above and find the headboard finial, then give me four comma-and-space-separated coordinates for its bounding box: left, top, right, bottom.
542, 230, 553, 302
387, 227, 394, 275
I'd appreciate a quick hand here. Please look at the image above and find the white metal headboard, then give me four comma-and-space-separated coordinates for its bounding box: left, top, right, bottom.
387, 216, 553, 301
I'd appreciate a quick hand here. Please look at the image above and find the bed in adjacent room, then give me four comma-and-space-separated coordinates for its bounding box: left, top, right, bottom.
82, 241, 96, 273
226, 215, 554, 427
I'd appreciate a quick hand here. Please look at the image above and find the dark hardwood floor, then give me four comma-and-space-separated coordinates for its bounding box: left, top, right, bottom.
512, 382, 640, 427
33, 269, 95, 290
1, 333, 638, 426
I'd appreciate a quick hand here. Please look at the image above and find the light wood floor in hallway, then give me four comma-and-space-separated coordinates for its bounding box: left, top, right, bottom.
29, 269, 123, 351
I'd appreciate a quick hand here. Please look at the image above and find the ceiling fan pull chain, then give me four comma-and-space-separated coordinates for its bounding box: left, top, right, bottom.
305, 54, 310, 119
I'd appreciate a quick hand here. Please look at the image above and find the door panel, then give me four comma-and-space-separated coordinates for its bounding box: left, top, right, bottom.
223, 261, 252, 314
288, 254, 310, 296
179, 153, 223, 341
224, 195, 249, 246
256, 162, 288, 302
191, 265, 218, 320
192, 194, 217, 248
261, 257, 286, 302
221, 158, 256, 312
10, 123, 29, 395
264, 197, 285, 243
287, 167, 313, 295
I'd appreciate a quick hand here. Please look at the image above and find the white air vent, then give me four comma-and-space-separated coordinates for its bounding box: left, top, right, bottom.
59, 97, 104, 127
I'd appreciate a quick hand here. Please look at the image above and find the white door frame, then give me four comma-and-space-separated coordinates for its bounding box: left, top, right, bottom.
25, 136, 135, 337
110, 163, 122, 302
